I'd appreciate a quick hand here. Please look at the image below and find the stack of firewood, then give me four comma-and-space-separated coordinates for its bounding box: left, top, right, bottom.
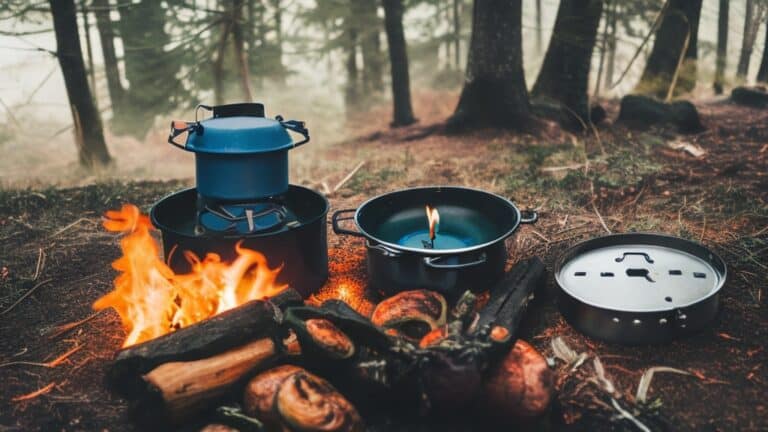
107, 258, 554, 431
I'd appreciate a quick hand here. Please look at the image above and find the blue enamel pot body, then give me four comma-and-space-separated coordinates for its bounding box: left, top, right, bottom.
168, 103, 309, 201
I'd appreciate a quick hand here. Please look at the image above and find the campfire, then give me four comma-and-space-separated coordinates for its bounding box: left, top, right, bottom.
87, 104, 553, 431
93, 204, 287, 347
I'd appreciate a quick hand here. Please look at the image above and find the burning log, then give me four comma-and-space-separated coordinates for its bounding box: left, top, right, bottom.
304, 318, 356, 360
244, 365, 364, 432
140, 338, 279, 425
108, 288, 302, 397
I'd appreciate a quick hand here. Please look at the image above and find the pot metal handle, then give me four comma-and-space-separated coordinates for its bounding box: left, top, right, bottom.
331, 209, 364, 237
423, 253, 487, 270
168, 120, 202, 150
520, 209, 538, 224
365, 240, 403, 257
276, 115, 310, 148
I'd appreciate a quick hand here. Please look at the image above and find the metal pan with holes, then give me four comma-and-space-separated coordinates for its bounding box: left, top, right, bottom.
554, 233, 727, 344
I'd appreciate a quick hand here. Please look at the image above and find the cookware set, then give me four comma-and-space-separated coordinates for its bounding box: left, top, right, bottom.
157, 102, 727, 344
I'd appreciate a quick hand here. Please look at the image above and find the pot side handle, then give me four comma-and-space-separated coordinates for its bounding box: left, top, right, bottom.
331, 209, 365, 237
519, 209, 538, 224
423, 253, 487, 270
276, 115, 310, 148
168, 120, 202, 150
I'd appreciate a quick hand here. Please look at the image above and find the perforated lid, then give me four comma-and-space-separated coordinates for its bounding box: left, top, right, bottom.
555, 233, 726, 313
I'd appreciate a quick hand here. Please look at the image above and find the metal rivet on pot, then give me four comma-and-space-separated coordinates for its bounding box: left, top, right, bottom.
659, 318, 668, 325
680, 324, 687, 329
632, 319, 642, 325
679, 313, 687, 320
612, 317, 620, 323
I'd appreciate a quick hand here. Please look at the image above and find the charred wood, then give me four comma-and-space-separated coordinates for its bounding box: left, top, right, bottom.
107, 289, 302, 397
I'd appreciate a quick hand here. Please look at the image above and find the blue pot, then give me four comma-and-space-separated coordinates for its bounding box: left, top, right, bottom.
168, 103, 309, 201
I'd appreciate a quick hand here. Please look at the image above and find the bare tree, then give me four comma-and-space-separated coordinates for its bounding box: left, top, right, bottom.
382, 0, 416, 126
758, 18, 768, 82
447, 0, 532, 131
93, 0, 126, 116
634, 0, 703, 99
359, 0, 384, 92
49, 0, 112, 169
714, 0, 729, 93
736, 0, 761, 80
531, 0, 603, 128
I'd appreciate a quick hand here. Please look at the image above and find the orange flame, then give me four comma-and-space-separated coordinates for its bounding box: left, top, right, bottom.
93, 204, 287, 347
426, 205, 440, 241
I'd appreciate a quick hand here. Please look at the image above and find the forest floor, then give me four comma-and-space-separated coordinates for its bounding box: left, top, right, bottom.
0, 92, 766, 431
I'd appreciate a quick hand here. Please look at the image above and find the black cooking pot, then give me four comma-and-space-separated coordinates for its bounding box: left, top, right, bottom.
332, 186, 537, 296
167, 103, 310, 201
150, 186, 328, 298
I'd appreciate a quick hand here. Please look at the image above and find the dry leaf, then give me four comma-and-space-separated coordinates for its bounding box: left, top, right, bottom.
635, 366, 691, 403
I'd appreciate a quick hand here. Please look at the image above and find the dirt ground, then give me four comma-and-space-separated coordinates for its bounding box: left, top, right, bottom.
0, 93, 766, 431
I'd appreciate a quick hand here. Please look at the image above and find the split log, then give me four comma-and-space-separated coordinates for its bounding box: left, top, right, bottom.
138, 338, 279, 425
617, 94, 704, 133
475, 257, 546, 334
108, 288, 302, 397
731, 86, 768, 108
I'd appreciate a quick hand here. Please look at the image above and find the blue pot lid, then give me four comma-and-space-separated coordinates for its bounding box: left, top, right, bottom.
186, 116, 294, 155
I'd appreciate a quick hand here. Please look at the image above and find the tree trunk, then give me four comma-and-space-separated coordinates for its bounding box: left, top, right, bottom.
359, 0, 384, 92
758, 20, 768, 82
603, 1, 617, 91
594, 2, 608, 97
737, 0, 756, 80
453, 0, 461, 69
231, 0, 254, 101
49, 0, 112, 169
634, 0, 702, 99
447, 0, 532, 131
79, 0, 97, 103
535, 0, 542, 51
93, 0, 126, 116
382, 0, 416, 126
531, 0, 603, 127
714, 0, 729, 93
344, 15, 361, 110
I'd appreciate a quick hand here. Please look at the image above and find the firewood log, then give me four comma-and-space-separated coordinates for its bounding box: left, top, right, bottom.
244, 366, 364, 432
139, 338, 279, 425
108, 288, 302, 397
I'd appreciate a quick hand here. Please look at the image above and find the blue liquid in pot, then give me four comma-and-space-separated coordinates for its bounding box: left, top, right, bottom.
397, 230, 473, 249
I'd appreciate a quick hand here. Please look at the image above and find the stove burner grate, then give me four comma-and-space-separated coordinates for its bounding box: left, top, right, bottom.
197, 198, 292, 234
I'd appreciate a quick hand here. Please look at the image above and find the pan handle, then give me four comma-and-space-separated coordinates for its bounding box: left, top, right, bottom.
331, 209, 364, 237
519, 209, 538, 224
423, 253, 487, 270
